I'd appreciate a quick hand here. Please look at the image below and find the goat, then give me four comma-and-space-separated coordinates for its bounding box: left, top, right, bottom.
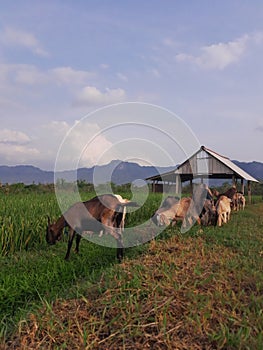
46, 194, 138, 262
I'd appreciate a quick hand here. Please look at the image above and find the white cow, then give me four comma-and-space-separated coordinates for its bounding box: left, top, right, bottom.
215, 195, 231, 227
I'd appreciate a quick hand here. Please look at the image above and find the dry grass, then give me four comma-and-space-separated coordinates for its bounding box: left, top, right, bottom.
3, 230, 261, 350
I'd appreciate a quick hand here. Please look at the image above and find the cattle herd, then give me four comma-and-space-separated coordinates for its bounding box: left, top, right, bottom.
46, 186, 246, 261
200, 185, 246, 227
153, 185, 246, 229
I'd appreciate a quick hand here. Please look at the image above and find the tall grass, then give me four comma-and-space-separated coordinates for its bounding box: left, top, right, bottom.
0, 190, 162, 256
0, 193, 60, 256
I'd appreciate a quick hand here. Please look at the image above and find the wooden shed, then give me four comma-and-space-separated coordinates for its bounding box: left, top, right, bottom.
146, 146, 259, 203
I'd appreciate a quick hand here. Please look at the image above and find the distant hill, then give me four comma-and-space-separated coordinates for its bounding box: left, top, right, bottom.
0, 161, 175, 185
0, 165, 54, 185
0, 159, 262, 185
232, 160, 263, 181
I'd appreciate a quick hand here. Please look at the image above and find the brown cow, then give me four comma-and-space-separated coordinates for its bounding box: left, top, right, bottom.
46, 194, 138, 262
151, 196, 201, 228
237, 192, 246, 210
200, 199, 217, 226
212, 186, 238, 211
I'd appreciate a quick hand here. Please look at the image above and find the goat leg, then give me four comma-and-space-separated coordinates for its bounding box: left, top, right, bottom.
65, 228, 75, 260
74, 234, 81, 254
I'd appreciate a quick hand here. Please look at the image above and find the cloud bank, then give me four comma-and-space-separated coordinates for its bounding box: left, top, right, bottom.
176, 33, 263, 70
0, 27, 49, 57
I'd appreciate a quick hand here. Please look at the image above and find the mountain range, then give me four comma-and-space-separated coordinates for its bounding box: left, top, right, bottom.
0, 160, 174, 185
0, 160, 262, 185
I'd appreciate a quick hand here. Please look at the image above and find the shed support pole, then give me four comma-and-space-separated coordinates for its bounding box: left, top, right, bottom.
241, 179, 244, 194
175, 175, 181, 195
247, 181, 252, 204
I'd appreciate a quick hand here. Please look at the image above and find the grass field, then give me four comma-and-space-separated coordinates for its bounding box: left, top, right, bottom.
0, 192, 263, 349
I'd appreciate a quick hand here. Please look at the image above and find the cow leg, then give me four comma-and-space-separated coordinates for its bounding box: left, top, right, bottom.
116, 235, 124, 262
65, 228, 75, 260
109, 227, 124, 262
101, 209, 125, 262
195, 216, 201, 225
217, 214, 222, 227
75, 233, 81, 254
112, 209, 125, 262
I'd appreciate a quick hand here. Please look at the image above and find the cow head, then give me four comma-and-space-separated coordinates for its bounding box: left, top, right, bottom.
151, 213, 171, 227
46, 217, 63, 245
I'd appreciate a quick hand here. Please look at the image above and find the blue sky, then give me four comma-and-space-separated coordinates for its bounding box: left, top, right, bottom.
0, 0, 263, 170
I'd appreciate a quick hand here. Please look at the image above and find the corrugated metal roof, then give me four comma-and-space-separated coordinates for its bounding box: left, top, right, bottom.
202, 146, 258, 182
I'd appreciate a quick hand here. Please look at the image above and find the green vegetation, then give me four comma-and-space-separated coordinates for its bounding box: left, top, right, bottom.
0, 186, 263, 349
0, 192, 57, 256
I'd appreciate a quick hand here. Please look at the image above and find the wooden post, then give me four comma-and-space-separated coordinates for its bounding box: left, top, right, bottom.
190, 179, 193, 196
241, 178, 244, 194
175, 174, 181, 195
247, 181, 252, 204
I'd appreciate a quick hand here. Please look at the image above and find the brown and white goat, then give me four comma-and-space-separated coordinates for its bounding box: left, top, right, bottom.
46, 194, 138, 262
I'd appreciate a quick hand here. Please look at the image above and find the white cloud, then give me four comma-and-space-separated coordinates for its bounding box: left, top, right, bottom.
74, 86, 126, 106
14, 64, 49, 85
0, 27, 49, 57
0, 129, 39, 165
51, 66, 94, 86
0, 63, 93, 87
0, 121, 115, 169
163, 37, 179, 48
252, 31, 263, 45
70, 123, 115, 168
117, 72, 128, 81
255, 122, 263, 133
0, 144, 39, 164
175, 33, 263, 70
100, 63, 109, 69
150, 68, 161, 78
0, 129, 30, 144
47, 120, 115, 170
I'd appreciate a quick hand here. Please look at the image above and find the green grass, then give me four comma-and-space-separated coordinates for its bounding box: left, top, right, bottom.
0, 192, 59, 256
0, 190, 149, 340
1, 192, 263, 349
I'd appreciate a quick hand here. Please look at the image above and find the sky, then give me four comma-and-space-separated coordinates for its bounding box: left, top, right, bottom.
1, 0, 263, 171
